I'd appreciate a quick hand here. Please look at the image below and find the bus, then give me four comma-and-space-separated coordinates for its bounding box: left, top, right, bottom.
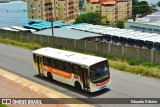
144, 37, 160, 50
32, 47, 111, 92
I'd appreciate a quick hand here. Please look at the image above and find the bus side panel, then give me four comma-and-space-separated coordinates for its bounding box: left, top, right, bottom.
42, 65, 74, 84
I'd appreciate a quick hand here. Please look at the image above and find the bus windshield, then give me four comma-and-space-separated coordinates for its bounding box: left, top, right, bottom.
90, 63, 110, 83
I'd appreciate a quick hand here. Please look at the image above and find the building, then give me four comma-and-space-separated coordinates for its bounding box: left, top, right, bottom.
85, 0, 132, 24
125, 12, 160, 34
27, 0, 79, 22
58, 0, 79, 22
125, 21, 160, 34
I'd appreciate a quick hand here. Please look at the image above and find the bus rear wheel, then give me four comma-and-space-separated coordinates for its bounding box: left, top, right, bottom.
75, 82, 82, 91
47, 72, 53, 81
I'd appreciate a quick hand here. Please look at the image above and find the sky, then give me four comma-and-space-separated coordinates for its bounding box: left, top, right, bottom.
139, 0, 159, 4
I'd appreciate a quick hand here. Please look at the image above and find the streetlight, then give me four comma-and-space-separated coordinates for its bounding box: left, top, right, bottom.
49, 2, 54, 47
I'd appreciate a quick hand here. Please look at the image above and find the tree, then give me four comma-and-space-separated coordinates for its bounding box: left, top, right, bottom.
116, 21, 124, 29
157, 1, 160, 7
74, 12, 102, 25
79, 0, 84, 10
132, 1, 152, 17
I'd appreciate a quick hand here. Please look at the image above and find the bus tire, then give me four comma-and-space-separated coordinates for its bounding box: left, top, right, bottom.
47, 72, 53, 81
75, 82, 82, 91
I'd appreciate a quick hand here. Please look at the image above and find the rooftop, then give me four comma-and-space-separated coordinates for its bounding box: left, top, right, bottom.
34, 28, 102, 40
102, 1, 116, 5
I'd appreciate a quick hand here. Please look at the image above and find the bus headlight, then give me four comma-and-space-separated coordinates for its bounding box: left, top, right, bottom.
92, 83, 96, 86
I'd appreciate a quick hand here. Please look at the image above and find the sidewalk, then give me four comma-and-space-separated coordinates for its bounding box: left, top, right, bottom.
0, 75, 67, 107
0, 69, 92, 107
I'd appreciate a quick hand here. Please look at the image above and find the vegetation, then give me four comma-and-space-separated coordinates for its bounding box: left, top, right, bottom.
157, 1, 160, 7
0, 36, 160, 79
74, 12, 102, 25
132, 0, 152, 18
128, 59, 140, 65
0, 36, 42, 50
115, 21, 124, 29
79, 0, 84, 10
0, 104, 8, 107
109, 57, 160, 78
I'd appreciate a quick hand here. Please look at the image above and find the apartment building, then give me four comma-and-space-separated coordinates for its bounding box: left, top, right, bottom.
27, 0, 58, 21
27, 0, 79, 22
58, 0, 79, 21
85, 0, 132, 24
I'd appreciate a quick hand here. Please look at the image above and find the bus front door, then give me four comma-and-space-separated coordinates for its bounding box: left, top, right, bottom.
81, 68, 90, 90
36, 55, 44, 76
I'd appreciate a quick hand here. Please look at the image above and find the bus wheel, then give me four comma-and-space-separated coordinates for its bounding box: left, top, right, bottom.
47, 72, 53, 81
75, 82, 82, 91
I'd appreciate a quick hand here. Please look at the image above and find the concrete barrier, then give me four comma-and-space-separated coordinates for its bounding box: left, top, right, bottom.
53, 37, 66, 49
65, 38, 76, 50
41, 35, 50, 45
109, 44, 122, 58
96, 42, 109, 57
86, 41, 97, 54
153, 50, 160, 64
74, 40, 86, 52
34, 34, 42, 43
6, 31, 12, 39
123, 46, 137, 60
21, 32, 29, 41
28, 34, 35, 42
0, 29, 5, 37
15, 32, 21, 40
137, 48, 152, 62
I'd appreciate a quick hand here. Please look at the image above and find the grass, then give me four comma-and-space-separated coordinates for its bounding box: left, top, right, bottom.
0, 36, 43, 50
109, 57, 160, 78
0, 104, 8, 107
0, 36, 160, 79
128, 59, 140, 65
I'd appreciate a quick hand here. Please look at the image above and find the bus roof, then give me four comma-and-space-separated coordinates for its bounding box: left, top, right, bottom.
33, 47, 107, 66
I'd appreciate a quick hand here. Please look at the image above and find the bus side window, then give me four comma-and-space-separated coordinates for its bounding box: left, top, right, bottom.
73, 64, 80, 75
43, 57, 51, 66
51, 59, 56, 68
65, 62, 72, 73
33, 54, 37, 63
57, 60, 65, 71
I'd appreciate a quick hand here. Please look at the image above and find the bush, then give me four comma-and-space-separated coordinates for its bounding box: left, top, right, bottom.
142, 62, 157, 67
128, 59, 140, 65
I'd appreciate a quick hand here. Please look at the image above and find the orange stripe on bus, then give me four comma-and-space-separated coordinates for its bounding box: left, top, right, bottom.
96, 77, 110, 86
42, 65, 72, 79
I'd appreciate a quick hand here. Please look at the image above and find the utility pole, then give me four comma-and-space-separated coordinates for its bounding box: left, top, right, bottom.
50, 2, 54, 47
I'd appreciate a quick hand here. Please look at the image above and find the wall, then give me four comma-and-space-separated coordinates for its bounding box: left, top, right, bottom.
0, 29, 160, 65
125, 22, 160, 34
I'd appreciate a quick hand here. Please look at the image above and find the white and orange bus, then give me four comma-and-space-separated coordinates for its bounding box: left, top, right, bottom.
32, 47, 111, 92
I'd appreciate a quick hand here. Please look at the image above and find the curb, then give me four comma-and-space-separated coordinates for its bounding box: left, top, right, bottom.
0, 68, 93, 107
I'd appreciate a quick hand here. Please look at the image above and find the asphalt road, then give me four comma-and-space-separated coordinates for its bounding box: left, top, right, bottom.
0, 43, 160, 107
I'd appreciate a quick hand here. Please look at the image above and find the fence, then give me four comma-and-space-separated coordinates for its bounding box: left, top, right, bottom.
0, 29, 160, 64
